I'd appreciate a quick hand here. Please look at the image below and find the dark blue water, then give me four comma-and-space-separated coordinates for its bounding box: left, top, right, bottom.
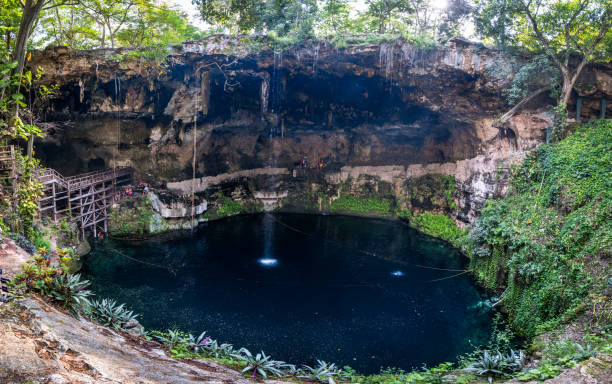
81, 213, 493, 374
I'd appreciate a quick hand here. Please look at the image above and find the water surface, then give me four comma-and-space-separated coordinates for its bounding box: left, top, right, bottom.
81, 213, 493, 374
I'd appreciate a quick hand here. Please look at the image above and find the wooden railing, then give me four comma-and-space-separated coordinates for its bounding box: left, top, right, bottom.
37, 166, 133, 237
0, 145, 132, 237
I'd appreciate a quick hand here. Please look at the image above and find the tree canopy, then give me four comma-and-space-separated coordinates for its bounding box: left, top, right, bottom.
475, 0, 611, 108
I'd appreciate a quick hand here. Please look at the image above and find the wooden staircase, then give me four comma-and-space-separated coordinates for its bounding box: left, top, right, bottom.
37, 167, 133, 237
0, 145, 133, 237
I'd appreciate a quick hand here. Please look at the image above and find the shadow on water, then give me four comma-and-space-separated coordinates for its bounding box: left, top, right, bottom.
81, 213, 496, 374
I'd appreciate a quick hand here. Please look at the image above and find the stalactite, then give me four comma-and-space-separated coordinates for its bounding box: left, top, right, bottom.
201, 71, 210, 116
379, 43, 395, 80
79, 79, 84, 103
260, 76, 269, 117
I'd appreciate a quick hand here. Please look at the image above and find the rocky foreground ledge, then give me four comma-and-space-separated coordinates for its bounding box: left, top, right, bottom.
1, 296, 609, 384
0, 297, 292, 384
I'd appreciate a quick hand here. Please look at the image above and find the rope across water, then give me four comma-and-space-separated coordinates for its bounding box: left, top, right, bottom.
267, 214, 471, 281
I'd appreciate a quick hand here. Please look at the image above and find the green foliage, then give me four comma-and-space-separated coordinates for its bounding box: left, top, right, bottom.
231, 348, 289, 379
7, 231, 36, 254
396, 209, 412, 219
411, 213, 464, 244
109, 197, 154, 237
31, 0, 206, 50
464, 120, 612, 337
351, 363, 454, 384
216, 194, 246, 217
462, 349, 525, 383
13, 250, 93, 316
43, 273, 93, 315
516, 335, 611, 381
300, 360, 340, 384
503, 55, 561, 104
15, 156, 44, 240
31, 230, 51, 250
475, 0, 611, 58
404, 174, 458, 210
330, 196, 391, 216
86, 297, 138, 331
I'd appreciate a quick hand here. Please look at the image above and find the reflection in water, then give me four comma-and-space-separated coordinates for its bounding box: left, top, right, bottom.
82, 213, 494, 374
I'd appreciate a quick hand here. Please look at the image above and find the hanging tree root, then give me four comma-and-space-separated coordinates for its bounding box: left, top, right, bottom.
492, 86, 551, 129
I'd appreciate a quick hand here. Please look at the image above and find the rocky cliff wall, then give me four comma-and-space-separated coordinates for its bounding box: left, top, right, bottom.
29, 35, 611, 227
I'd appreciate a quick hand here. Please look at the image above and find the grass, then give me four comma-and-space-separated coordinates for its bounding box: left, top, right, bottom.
411, 213, 465, 245
216, 195, 246, 217
330, 195, 392, 216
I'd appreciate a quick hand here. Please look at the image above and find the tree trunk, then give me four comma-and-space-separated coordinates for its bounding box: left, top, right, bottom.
100, 23, 106, 48
560, 78, 573, 107
109, 29, 115, 48
13, 0, 45, 77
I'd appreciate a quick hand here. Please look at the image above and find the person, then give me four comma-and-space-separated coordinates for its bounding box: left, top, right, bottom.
143, 184, 149, 195
97, 232, 104, 239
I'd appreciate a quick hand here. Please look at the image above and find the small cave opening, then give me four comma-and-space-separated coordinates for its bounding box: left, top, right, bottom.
87, 157, 106, 171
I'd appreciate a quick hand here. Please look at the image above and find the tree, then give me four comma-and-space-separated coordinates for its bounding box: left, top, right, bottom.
317, 0, 352, 35
475, 0, 612, 110
79, 0, 138, 48
34, 4, 100, 48
260, 0, 318, 39
193, 0, 262, 33
0, 0, 22, 52
115, 2, 205, 47
364, 0, 414, 34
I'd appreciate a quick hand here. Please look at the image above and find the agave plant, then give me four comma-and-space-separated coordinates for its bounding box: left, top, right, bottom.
200, 338, 236, 358
300, 360, 339, 384
87, 298, 138, 331
232, 348, 286, 379
463, 349, 524, 383
153, 329, 191, 349
45, 273, 93, 315
503, 349, 526, 371
576, 343, 597, 360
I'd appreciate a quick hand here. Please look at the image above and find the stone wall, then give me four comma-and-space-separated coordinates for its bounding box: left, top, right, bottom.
29, 35, 610, 229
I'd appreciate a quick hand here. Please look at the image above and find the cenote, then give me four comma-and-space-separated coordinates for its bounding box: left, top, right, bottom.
81, 213, 494, 374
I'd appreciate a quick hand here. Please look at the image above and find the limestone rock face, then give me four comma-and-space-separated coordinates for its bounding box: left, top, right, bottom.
149, 192, 207, 218
0, 297, 283, 384
29, 36, 608, 224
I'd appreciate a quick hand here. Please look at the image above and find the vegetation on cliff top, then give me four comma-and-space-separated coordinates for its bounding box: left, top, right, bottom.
463, 120, 612, 338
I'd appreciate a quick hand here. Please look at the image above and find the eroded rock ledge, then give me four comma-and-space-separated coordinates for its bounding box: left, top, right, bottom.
0, 297, 288, 384
29, 36, 611, 228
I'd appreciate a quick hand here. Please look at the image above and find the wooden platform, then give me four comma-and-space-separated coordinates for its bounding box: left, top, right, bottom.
37, 167, 133, 237
0, 146, 133, 238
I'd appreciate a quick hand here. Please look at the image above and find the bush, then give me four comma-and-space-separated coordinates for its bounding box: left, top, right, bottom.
330, 196, 391, 216
411, 213, 464, 245
13, 251, 93, 315
463, 120, 612, 337
7, 232, 37, 254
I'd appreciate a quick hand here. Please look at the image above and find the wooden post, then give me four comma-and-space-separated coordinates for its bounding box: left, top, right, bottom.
79, 187, 84, 239
576, 96, 582, 122
601, 98, 607, 120
92, 185, 97, 239
67, 184, 72, 221
52, 182, 57, 223
102, 181, 107, 233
